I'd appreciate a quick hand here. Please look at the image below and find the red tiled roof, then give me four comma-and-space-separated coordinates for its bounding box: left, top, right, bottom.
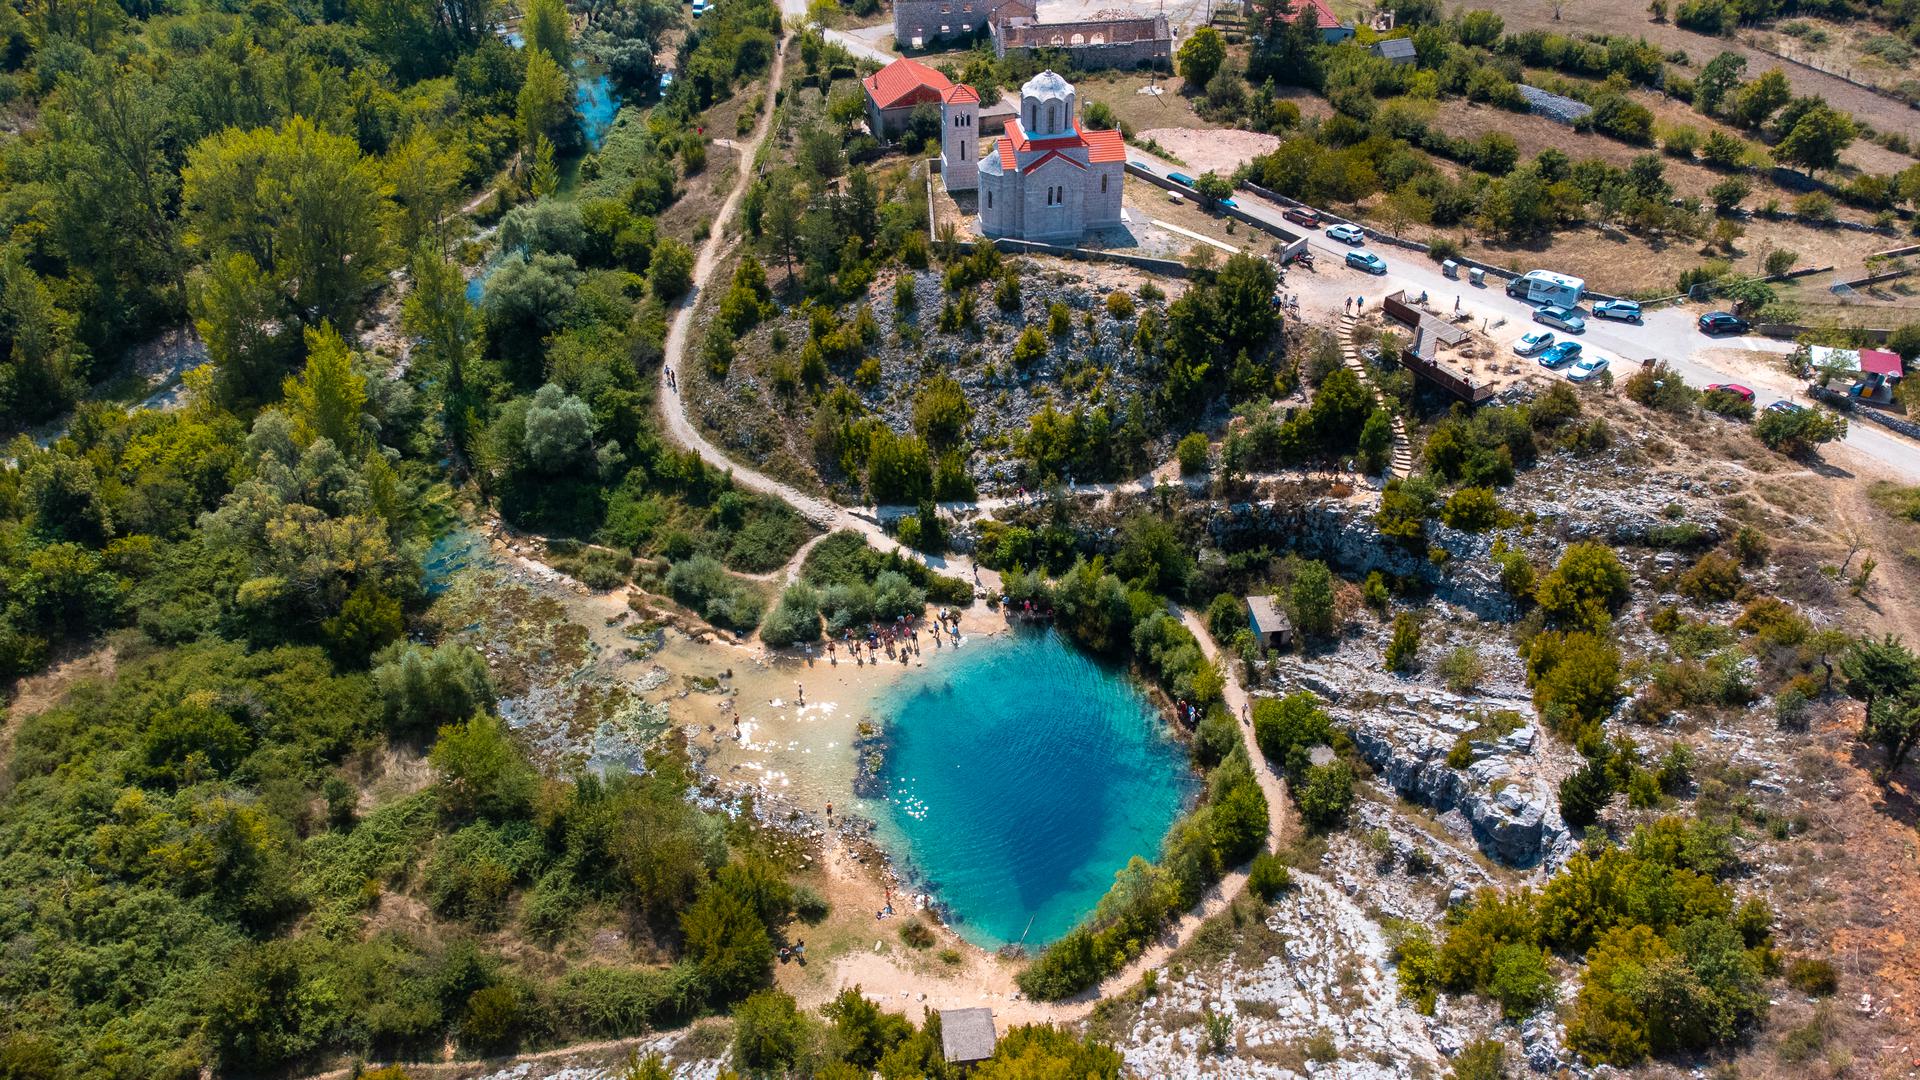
1081, 127, 1124, 163
863, 58, 952, 111
994, 119, 1125, 169
942, 84, 980, 105
1861, 348, 1903, 377
1274, 0, 1342, 30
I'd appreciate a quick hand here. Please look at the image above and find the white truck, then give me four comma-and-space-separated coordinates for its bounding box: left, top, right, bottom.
1505, 269, 1586, 308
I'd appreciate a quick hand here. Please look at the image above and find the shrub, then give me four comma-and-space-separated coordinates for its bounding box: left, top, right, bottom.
732, 990, 805, 1071
1754, 406, 1844, 456
1105, 290, 1135, 320
1526, 631, 1624, 736
1441, 486, 1500, 531
1786, 957, 1838, 996
1385, 612, 1420, 673
760, 583, 822, 647
1535, 543, 1631, 631
1623, 362, 1698, 413
1448, 1039, 1509, 1080
1440, 645, 1486, 693
1253, 692, 1331, 775
1488, 943, 1556, 1020
899, 918, 935, 949
1011, 326, 1048, 367
1296, 761, 1354, 831
1700, 387, 1753, 419
1558, 759, 1615, 827
1177, 432, 1210, 475
1248, 853, 1292, 900
1677, 551, 1741, 603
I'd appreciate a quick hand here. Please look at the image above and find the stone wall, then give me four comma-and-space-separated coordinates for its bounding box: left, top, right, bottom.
993, 17, 1170, 68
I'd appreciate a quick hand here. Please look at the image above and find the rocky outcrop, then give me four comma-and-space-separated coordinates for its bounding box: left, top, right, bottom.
1201, 499, 1519, 621
1350, 714, 1573, 872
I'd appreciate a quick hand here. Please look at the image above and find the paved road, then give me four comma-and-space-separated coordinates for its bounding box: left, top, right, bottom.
1125, 146, 1920, 482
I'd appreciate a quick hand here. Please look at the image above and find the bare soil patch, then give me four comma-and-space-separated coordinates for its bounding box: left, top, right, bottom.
1136, 127, 1280, 175
2, 644, 116, 786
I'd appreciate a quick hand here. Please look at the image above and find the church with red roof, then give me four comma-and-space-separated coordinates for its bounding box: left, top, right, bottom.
974, 70, 1125, 242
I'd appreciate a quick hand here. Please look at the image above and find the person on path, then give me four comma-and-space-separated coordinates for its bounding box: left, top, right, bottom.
1344, 297, 1351, 313
1358, 296, 1365, 310
795, 681, 805, 706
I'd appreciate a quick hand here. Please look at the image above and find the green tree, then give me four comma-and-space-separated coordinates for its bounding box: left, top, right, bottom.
1841, 635, 1919, 720
1727, 68, 1789, 129
384, 129, 467, 254
282, 323, 369, 454
192, 251, 294, 407
1442, 486, 1499, 531
650, 237, 696, 302
518, 47, 573, 150
1253, 691, 1331, 774
529, 133, 560, 197
1357, 409, 1392, 473
1526, 631, 1624, 735
1753, 405, 1844, 456
732, 989, 805, 1070
975, 1024, 1123, 1078
1178, 26, 1228, 86
373, 641, 496, 738
1297, 760, 1355, 830
523, 0, 571, 64
430, 712, 539, 820
1692, 52, 1746, 116
1290, 560, 1336, 641
1774, 103, 1855, 176
404, 245, 479, 422
1385, 612, 1420, 672
182, 117, 390, 332
682, 885, 775, 1000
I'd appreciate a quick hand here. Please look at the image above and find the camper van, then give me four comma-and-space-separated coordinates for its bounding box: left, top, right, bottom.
1505, 270, 1585, 308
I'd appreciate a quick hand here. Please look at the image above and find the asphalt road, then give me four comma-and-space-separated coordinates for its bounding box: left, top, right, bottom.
1125, 149, 1920, 483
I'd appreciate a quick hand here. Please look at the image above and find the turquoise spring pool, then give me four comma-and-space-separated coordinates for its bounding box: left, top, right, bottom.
871, 629, 1196, 949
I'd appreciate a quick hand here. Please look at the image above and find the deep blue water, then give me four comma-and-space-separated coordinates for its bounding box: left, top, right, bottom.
872, 629, 1195, 949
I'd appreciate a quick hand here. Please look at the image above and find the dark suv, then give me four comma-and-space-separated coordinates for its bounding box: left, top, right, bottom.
1697, 311, 1748, 334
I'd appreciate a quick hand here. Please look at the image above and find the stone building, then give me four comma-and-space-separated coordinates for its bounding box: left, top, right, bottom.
861, 57, 956, 139
976, 70, 1125, 242
990, 12, 1170, 68
893, 0, 1031, 50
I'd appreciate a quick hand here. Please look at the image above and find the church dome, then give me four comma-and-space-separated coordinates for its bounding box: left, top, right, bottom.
1019, 69, 1076, 137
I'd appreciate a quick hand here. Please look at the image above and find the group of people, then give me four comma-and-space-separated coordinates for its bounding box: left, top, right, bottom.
824, 610, 964, 668
1002, 596, 1055, 622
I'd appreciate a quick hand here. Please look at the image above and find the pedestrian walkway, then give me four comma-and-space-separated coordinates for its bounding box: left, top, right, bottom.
1339, 312, 1415, 478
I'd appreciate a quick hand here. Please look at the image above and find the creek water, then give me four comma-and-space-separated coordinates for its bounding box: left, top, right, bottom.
869, 629, 1196, 949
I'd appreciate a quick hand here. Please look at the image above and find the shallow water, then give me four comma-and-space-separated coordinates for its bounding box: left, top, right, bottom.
871, 629, 1196, 949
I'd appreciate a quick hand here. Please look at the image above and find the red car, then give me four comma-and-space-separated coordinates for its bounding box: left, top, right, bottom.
1706, 383, 1754, 402
1283, 206, 1321, 228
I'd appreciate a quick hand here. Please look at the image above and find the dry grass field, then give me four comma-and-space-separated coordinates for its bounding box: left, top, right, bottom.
1446, 0, 1920, 141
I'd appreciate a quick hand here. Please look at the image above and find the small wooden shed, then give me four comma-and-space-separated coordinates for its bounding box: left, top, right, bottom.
940, 1008, 998, 1068
1247, 595, 1294, 650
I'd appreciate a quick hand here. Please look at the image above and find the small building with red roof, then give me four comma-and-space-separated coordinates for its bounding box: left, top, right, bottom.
1270, 0, 1354, 43
862, 58, 954, 138
976, 70, 1124, 242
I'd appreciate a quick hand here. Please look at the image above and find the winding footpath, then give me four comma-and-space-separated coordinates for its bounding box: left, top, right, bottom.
646, 31, 1308, 1027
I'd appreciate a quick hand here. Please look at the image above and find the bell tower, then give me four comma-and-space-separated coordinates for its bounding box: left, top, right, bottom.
941, 84, 980, 192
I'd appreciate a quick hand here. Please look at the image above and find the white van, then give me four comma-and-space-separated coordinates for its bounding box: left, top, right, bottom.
1505, 269, 1585, 308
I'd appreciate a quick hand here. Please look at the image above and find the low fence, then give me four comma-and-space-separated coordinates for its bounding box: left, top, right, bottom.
1835, 267, 1915, 290
1756, 324, 1899, 343
1126, 166, 1309, 264
1870, 243, 1920, 261
1807, 384, 1920, 440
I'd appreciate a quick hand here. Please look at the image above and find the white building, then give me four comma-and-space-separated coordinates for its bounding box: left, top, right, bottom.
974, 71, 1125, 243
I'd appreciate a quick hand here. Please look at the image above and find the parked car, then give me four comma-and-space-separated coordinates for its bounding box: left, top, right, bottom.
1538, 341, 1583, 368
659, 70, 674, 91
1283, 207, 1321, 227
1167, 172, 1196, 187
1698, 311, 1748, 334
1326, 223, 1365, 245
1568, 355, 1611, 382
1513, 330, 1555, 357
1765, 399, 1803, 415
1534, 304, 1586, 333
1592, 298, 1641, 322
1216, 196, 1238, 209
1705, 383, 1754, 402
1345, 250, 1387, 274
692, 0, 706, 13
